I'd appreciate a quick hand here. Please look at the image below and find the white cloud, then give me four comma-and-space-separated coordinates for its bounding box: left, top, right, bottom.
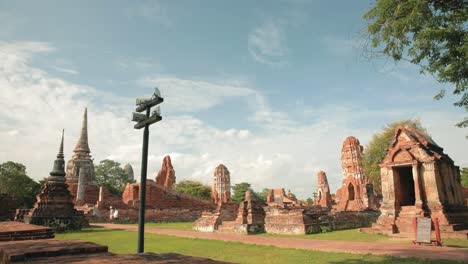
53, 66, 79, 75
248, 19, 289, 67
0, 41, 466, 201
140, 76, 256, 113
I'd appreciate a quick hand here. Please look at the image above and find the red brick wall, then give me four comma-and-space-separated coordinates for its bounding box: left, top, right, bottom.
0, 194, 19, 221
122, 180, 214, 210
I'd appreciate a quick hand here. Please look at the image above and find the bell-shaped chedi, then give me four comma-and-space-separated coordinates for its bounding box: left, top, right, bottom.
155, 155, 176, 189
314, 171, 332, 209
65, 108, 99, 205
123, 163, 135, 183
24, 130, 84, 232
211, 164, 231, 205
371, 126, 467, 235
335, 136, 375, 211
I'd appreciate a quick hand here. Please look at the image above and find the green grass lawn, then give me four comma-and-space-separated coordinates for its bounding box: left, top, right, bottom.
115, 222, 468, 248
56, 227, 464, 264
256, 229, 468, 248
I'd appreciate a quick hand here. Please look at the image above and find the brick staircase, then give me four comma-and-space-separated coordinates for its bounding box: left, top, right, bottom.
216, 220, 237, 233
0, 222, 54, 241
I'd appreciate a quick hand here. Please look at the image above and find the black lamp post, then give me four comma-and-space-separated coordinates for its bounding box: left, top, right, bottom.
132, 87, 163, 254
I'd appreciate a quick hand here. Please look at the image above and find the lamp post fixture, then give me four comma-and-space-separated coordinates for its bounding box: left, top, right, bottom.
132, 87, 163, 254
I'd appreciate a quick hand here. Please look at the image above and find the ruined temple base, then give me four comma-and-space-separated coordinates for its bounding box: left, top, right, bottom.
365, 206, 468, 239
265, 206, 380, 235
23, 215, 85, 233
0, 239, 229, 263
0, 222, 54, 241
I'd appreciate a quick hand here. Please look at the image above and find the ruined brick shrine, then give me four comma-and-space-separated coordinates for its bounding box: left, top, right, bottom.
23, 131, 85, 232
266, 188, 298, 206
314, 171, 332, 209
155, 155, 176, 189
335, 136, 377, 211
371, 126, 468, 235
65, 108, 99, 206
211, 164, 232, 205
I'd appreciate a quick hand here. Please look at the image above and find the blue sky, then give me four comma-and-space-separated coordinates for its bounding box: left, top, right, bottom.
0, 1, 466, 198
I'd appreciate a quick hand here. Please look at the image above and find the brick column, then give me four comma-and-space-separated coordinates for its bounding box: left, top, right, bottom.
412, 161, 423, 212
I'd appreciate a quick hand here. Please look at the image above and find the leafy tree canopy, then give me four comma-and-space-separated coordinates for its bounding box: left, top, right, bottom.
364, 0, 467, 127
175, 180, 211, 200
461, 167, 468, 187
95, 159, 130, 196
0, 161, 40, 207
231, 182, 251, 202
255, 188, 270, 203
362, 119, 428, 195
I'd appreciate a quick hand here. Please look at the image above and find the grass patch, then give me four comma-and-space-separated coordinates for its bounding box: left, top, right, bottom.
56, 228, 463, 264
141, 222, 193, 231
257, 229, 391, 243
256, 229, 468, 248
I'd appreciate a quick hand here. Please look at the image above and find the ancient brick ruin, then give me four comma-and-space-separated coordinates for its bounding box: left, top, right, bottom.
65, 108, 99, 206
371, 126, 468, 235
0, 194, 18, 221
23, 131, 85, 232
314, 171, 332, 209
335, 136, 376, 211
266, 188, 298, 206
0, 222, 225, 263
123, 163, 134, 182
155, 155, 176, 189
81, 155, 215, 223
211, 164, 231, 205
194, 188, 265, 234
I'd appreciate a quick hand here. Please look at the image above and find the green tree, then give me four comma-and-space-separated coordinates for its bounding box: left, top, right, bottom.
306, 197, 314, 205
175, 180, 211, 200
255, 188, 270, 203
461, 167, 468, 187
231, 182, 251, 202
364, 0, 467, 127
95, 159, 130, 196
362, 119, 428, 196
0, 161, 40, 207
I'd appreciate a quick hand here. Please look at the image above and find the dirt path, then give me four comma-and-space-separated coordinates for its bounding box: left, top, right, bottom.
95, 223, 467, 262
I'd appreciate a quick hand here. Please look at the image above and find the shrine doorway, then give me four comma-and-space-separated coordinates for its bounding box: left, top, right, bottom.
394, 166, 415, 206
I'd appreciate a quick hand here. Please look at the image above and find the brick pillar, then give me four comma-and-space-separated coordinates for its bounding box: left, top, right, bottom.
412, 161, 423, 212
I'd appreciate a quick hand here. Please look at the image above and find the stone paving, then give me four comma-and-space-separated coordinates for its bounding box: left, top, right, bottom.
97, 223, 468, 262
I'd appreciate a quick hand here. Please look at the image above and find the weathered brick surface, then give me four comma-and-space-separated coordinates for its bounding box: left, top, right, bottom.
211, 164, 231, 205
0, 221, 54, 241
370, 126, 468, 236
335, 136, 377, 211
0, 194, 18, 221
155, 155, 176, 189
314, 171, 332, 209
0, 238, 229, 263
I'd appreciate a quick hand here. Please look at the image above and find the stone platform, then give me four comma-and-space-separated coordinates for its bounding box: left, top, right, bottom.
0, 222, 54, 241
0, 238, 229, 263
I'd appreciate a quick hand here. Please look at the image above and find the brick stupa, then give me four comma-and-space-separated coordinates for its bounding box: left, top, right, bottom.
211, 164, 231, 205
155, 155, 176, 189
65, 108, 99, 205
315, 171, 332, 209
24, 130, 85, 232
335, 136, 375, 211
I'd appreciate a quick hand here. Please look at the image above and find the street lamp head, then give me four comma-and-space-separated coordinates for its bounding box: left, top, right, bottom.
153, 87, 161, 98
132, 112, 147, 122
152, 106, 161, 116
